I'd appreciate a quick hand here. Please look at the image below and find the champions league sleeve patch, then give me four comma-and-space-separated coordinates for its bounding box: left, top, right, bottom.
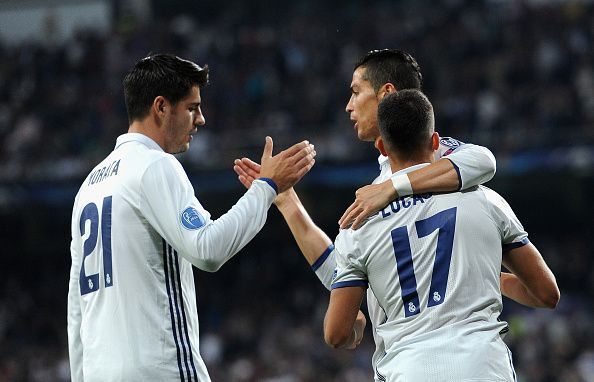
439, 137, 464, 156
440, 137, 463, 149
180, 207, 206, 230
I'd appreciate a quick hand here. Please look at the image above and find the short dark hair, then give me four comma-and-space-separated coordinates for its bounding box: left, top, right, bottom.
354, 49, 422, 92
123, 54, 209, 123
378, 89, 434, 159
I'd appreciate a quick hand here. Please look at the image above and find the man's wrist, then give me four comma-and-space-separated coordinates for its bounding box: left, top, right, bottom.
391, 174, 413, 198
259, 177, 278, 194
274, 188, 298, 210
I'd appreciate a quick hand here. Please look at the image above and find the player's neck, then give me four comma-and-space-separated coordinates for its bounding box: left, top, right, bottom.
388, 152, 434, 174
128, 119, 166, 151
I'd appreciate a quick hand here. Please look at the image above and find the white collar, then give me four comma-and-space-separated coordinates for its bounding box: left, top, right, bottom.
392, 162, 431, 176
377, 154, 389, 165
114, 133, 163, 152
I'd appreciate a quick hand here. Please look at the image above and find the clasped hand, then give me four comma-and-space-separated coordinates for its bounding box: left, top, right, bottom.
245, 136, 316, 194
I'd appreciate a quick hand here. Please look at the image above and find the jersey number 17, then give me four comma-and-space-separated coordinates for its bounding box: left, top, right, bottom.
391, 207, 457, 318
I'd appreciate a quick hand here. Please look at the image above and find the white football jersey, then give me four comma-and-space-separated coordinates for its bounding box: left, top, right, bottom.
312, 138, 500, 380
331, 162, 526, 381
67, 133, 277, 382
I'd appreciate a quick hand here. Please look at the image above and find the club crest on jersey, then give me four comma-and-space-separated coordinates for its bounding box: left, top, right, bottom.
439, 137, 463, 149
180, 207, 205, 230
332, 269, 338, 282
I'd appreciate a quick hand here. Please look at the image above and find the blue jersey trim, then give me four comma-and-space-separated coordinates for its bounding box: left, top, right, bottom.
163, 241, 199, 381
503, 237, 530, 252
331, 280, 368, 289
173, 250, 199, 381
447, 159, 463, 191
311, 244, 334, 271
163, 240, 185, 381
167, 247, 192, 380
259, 177, 278, 193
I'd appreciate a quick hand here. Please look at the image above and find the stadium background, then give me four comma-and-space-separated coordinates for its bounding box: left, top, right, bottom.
0, 0, 592, 381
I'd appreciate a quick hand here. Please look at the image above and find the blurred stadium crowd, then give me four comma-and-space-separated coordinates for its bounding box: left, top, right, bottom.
0, 0, 592, 381
0, 0, 592, 181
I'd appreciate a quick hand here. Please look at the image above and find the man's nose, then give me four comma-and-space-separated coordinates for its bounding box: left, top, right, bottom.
195, 114, 206, 126
345, 96, 354, 113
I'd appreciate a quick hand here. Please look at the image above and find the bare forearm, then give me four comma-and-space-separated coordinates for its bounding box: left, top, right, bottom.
275, 188, 332, 265
406, 158, 459, 195
502, 244, 560, 309
500, 272, 550, 308
324, 321, 358, 349
339, 159, 459, 230
324, 289, 366, 349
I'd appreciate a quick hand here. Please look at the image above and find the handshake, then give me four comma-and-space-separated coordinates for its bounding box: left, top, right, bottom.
234, 136, 316, 194
233, 135, 384, 232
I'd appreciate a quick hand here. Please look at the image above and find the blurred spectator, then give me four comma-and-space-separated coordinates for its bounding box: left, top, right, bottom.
0, 0, 591, 182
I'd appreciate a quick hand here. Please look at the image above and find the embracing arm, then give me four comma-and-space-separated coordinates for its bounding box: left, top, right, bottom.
340, 141, 496, 229
501, 242, 560, 308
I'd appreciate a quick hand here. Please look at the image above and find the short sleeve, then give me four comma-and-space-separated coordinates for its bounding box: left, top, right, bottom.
331, 230, 369, 289
483, 187, 529, 251
312, 244, 337, 290
434, 137, 497, 191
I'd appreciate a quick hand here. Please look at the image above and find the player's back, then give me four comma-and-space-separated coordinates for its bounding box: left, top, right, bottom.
69, 135, 208, 381
334, 184, 520, 381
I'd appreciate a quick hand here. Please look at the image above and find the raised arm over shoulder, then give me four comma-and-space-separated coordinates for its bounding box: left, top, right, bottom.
339, 140, 497, 230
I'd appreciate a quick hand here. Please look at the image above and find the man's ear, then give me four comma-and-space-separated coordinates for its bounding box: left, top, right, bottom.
378, 83, 397, 99
376, 137, 388, 157
153, 96, 167, 118
431, 131, 440, 151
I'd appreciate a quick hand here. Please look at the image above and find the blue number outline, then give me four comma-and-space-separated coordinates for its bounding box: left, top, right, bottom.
390, 207, 457, 317
78, 196, 113, 295
390, 226, 421, 317
101, 196, 113, 288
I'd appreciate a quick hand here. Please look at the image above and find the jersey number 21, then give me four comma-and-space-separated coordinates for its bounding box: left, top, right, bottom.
78, 196, 114, 295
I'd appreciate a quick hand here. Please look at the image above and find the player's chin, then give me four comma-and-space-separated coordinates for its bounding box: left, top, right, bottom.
174, 143, 190, 154
357, 130, 375, 142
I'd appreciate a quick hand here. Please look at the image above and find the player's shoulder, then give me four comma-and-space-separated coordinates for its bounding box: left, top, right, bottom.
118, 141, 181, 175
475, 185, 504, 202
471, 185, 516, 217
341, 208, 389, 250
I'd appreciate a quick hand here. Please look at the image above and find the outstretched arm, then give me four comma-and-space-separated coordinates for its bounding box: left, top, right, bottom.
274, 188, 333, 265
143, 138, 315, 272
339, 141, 496, 229
234, 157, 336, 289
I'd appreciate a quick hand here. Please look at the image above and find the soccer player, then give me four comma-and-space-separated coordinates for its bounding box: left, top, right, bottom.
233, 49, 501, 377
67, 54, 316, 382
324, 89, 559, 380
